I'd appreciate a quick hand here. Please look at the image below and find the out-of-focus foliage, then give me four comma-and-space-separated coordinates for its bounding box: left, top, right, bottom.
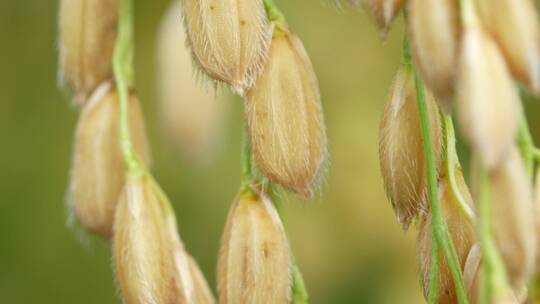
1, 0, 538, 303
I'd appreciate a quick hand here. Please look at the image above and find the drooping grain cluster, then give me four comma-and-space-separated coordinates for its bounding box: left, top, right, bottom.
181, 0, 328, 197
179, 0, 328, 301
59, 1, 214, 303
60, 0, 327, 301
366, 0, 540, 302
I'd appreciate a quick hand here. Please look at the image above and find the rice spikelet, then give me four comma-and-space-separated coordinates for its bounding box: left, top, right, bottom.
379, 64, 442, 228
217, 188, 291, 304
477, 0, 540, 93
58, 0, 118, 106
113, 174, 172, 304
69, 83, 150, 239
181, 0, 271, 93
456, 25, 520, 169
408, 0, 460, 107
246, 30, 328, 197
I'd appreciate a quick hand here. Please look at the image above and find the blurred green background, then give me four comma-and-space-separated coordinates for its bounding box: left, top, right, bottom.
2, 0, 539, 303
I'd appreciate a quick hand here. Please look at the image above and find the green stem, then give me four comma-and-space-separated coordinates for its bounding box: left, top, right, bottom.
518, 109, 536, 179
476, 166, 511, 302
402, 14, 468, 303
291, 259, 309, 304
534, 148, 540, 162
113, 0, 141, 176
263, 0, 286, 26
427, 236, 440, 304
414, 70, 469, 304
401, 25, 444, 304
443, 115, 475, 224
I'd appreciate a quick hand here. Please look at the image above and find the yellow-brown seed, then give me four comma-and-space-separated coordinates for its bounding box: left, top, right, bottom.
246, 31, 327, 197
359, 0, 405, 36
158, 2, 227, 164
58, 0, 118, 106
408, 0, 460, 107
69, 83, 150, 239
181, 0, 271, 92
477, 0, 540, 93
456, 25, 520, 169
217, 188, 291, 304
379, 64, 442, 229
488, 148, 536, 290
113, 174, 172, 304
417, 173, 475, 303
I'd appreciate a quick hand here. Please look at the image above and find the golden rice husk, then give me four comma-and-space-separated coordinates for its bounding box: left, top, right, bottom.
379, 64, 442, 229
113, 174, 172, 304
181, 0, 271, 93
69, 83, 150, 239
456, 25, 520, 169
217, 188, 291, 304
245, 31, 328, 197
477, 0, 540, 93
408, 0, 460, 107
58, 0, 118, 106
488, 148, 536, 290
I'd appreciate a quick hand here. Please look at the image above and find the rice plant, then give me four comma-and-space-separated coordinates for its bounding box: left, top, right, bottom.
57, 0, 540, 303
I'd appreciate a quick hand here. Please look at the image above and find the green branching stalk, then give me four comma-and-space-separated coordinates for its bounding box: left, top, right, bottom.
476, 166, 511, 303
442, 115, 475, 224
427, 237, 440, 304
113, 0, 141, 176
414, 69, 468, 304
518, 109, 536, 179
402, 30, 443, 304
263, 0, 286, 26
402, 25, 468, 303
